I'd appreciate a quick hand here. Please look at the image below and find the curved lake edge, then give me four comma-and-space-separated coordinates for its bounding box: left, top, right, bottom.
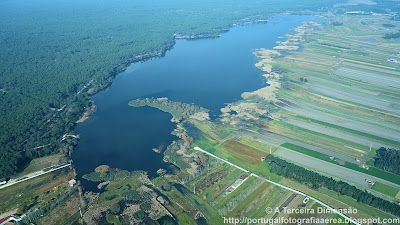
74, 12, 314, 124
121, 16, 321, 177
74, 19, 271, 124
76, 19, 276, 111
72, 14, 316, 190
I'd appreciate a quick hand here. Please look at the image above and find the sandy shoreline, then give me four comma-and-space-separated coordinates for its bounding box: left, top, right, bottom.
220, 19, 321, 122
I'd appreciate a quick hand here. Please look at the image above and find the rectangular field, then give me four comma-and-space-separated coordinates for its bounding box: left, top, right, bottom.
280, 142, 338, 164
218, 140, 268, 169
275, 148, 400, 189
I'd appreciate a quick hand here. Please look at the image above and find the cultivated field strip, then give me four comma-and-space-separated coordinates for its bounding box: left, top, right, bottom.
342, 61, 400, 76
282, 118, 390, 149
275, 147, 400, 190
286, 92, 400, 133
308, 84, 399, 114
281, 104, 400, 145
335, 67, 400, 89
237, 129, 360, 164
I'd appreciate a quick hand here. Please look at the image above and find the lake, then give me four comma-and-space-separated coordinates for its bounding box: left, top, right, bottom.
72, 15, 313, 188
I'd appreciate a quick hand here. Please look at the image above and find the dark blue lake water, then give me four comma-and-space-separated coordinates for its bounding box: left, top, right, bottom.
72, 15, 313, 186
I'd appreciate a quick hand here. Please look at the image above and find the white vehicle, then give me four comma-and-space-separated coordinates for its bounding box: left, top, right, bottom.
0, 178, 7, 185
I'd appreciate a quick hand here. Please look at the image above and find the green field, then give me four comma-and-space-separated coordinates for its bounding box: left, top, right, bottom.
372, 182, 400, 198
274, 120, 371, 151
280, 142, 338, 164
253, 163, 283, 183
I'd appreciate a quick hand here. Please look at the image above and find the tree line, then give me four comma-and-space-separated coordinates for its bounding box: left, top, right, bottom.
383, 31, 400, 39
374, 147, 400, 176
129, 98, 208, 119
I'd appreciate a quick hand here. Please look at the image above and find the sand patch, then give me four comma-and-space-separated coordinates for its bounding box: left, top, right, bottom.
242, 72, 281, 102
221, 102, 269, 120
189, 111, 210, 121
254, 48, 281, 73
220, 20, 321, 122
273, 45, 299, 51
271, 20, 322, 52
77, 104, 96, 123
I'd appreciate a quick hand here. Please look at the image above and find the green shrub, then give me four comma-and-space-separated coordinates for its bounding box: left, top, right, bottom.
133, 210, 147, 220
140, 203, 151, 211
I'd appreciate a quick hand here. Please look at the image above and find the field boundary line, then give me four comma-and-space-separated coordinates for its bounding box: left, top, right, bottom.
193, 146, 361, 225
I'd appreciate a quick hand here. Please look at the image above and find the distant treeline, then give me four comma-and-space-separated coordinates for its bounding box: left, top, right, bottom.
332, 21, 343, 26
382, 24, 396, 28
83, 168, 144, 182
374, 147, 400, 176
390, 13, 400, 21
337, 0, 400, 14
129, 98, 208, 119
383, 31, 400, 39
265, 155, 400, 217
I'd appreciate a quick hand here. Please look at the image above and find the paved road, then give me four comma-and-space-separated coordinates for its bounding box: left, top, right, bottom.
0, 163, 71, 190
193, 146, 361, 225
275, 148, 400, 189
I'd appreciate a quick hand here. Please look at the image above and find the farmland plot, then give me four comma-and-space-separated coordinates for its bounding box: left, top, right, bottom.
282, 117, 392, 149
335, 67, 400, 89
281, 104, 400, 146
251, 129, 361, 163
275, 148, 400, 189
341, 62, 400, 77
308, 83, 399, 114
285, 91, 400, 133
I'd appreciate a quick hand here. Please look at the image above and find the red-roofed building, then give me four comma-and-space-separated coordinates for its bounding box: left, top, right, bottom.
241, 175, 248, 180
0, 215, 12, 225
0, 215, 23, 225
68, 179, 76, 187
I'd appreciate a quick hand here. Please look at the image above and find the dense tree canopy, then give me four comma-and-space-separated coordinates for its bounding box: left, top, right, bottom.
374, 147, 400, 175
